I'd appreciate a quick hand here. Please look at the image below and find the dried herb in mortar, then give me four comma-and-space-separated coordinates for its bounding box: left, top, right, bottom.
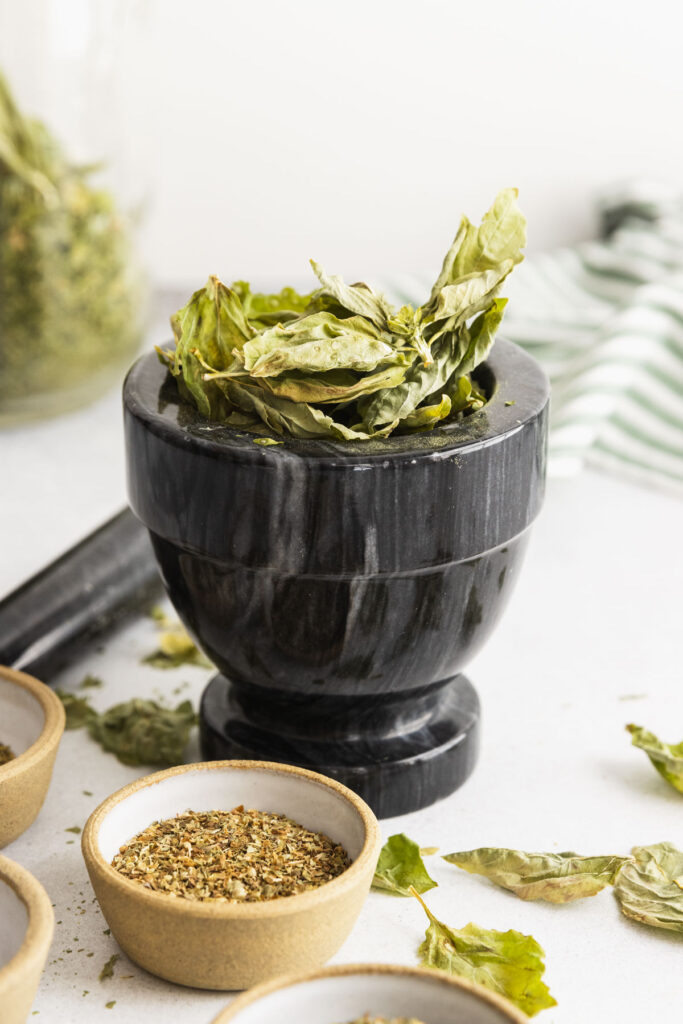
158, 189, 525, 439
0, 741, 15, 765
112, 807, 351, 901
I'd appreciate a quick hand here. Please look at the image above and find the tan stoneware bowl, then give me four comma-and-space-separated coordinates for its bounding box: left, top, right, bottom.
0, 855, 54, 1024
82, 760, 381, 990
212, 963, 528, 1023
0, 666, 65, 848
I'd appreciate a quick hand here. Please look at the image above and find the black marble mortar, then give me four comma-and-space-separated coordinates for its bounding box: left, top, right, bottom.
123, 339, 549, 817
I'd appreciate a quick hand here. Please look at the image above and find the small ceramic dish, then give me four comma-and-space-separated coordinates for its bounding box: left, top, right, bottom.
82, 760, 381, 990
0, 666, 65, 848
0, 854, 54, 1024
212, 963, 527, 1023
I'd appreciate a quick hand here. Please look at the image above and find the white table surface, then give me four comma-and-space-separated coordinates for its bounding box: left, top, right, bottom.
2, 364, 683, 1023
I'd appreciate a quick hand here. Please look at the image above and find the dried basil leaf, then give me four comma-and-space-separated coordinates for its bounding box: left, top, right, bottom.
423, 187, 526, 317
310, 259, 392, 328
254, 364, 407, 405
626, 724, 683, 794
242, 312, 405, 377
400, 394, 451, 432
87, 698, 197, 767
614, 842, 683, 933
218, 378, 395, 440
231, 280, 314, 326
444, 848, 629, 903
159, 275, 252, 419
452, 297, 508, 379
413, 889, 556, 1017
372, 833, 437, 897
55, 689, 98, 730
361, 334, 460, 429
423, 266, 512, 344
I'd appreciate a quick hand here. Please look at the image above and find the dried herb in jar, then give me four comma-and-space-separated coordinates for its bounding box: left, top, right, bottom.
0, 741, 15, 765
0, 70, 142, 420
111, 807, 351, 902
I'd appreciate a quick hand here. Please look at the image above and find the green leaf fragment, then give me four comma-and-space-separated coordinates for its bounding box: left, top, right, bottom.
55, 687, 197, 767
614, 842, 683, 933
99, 954, 120, 982
78, 674, 103, 690
252, 437, 283, 446
55, 689, 98, 730
444, 848, 630, 903
626, 724, 683, 794
241, 312, 405, 377
372, 833, 437, 897
87, 698, 197, 767
412, 889, 556, 1017
143, 615, 212, 669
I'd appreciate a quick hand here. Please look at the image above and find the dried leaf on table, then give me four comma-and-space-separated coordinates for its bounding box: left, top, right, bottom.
614, 842, 683, 933
443, 847, 630, 902
372, 833, 437, 897
87, 698, 197, 767
626, 724, 683, 794
412, 888, 556, 1017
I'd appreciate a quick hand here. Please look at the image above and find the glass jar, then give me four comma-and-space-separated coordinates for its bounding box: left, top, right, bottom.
0, 1, 148, 424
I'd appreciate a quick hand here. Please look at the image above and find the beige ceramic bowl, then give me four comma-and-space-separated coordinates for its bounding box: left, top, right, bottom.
0, 855, 54, 1024
213, 963, 528, 1023
82, 760, 381, 990
0, 666, 65, 848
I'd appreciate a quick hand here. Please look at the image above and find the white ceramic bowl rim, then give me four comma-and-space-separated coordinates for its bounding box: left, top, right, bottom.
82, 760, 381, 920
213, 962, 529, 1023
0, 666, 65, 780
0, 855, 54, 993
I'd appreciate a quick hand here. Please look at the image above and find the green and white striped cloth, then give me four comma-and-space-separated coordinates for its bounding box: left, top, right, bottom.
386, 183, 683, 494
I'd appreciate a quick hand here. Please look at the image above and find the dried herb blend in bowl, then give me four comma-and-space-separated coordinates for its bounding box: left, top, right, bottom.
111, 807, 351, 901
0, 741, 15, 765
340, 1017, 427, 1024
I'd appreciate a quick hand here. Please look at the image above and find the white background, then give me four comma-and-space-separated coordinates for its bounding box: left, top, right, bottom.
1, 0, 683, 287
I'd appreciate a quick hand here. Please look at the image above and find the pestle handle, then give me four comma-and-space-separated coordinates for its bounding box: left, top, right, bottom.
0, 508, 162, 682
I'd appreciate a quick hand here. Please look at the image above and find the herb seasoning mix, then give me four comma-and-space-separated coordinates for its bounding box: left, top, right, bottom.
112, 807, 351, 902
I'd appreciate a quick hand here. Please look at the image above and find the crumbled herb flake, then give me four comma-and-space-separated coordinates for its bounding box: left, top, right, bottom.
99, 954, 120, 982
0, 741, 15, 765
112, 807, 351, 902
65, 826, 82, 834
79, 674, 103, 690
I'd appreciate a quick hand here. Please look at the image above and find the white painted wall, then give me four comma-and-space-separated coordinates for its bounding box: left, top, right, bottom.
1, 0, 682, 287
